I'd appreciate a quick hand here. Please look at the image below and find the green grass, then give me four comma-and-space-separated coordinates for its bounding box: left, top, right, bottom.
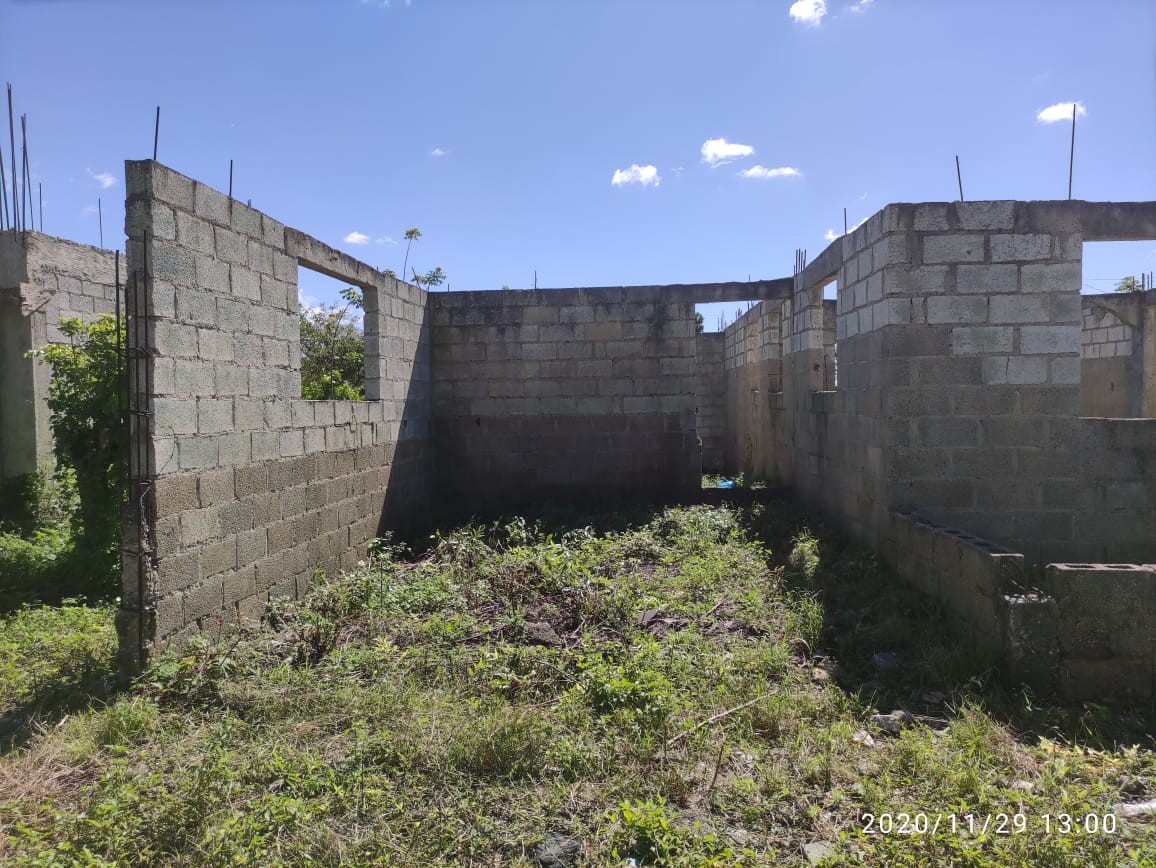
0, 500, 1152, 865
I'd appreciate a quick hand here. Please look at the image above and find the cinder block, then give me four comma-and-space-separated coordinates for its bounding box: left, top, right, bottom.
981, 355, 1048, 385
194, 182, 230, 225
197, 467, 235, 507
956, 201, 1014, 231
176, 211, 214, 253
1021, 262, 1080, 294
950, 326, 1013, 355
991, 234, 1052, 262
178, 435, 218, 470
1020, 325, 1079, 355
989, 295, 1049, 324
923, 234, 983, 263
928, 296, 988, 325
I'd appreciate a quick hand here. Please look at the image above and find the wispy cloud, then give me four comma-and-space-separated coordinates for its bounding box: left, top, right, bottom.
344, 231, 371, 244
849, 0, 874, 12
789, 0, 827, 26
670, 166, 685, 178
375, 236, 397, 245
1037, 101, 1086, 123
701, 138, 754, 167
611, 164, 660, 187
739, 165, 801, 179
86, 168, 116, 189
824, 215, 869, 242
430, 147, 447, 157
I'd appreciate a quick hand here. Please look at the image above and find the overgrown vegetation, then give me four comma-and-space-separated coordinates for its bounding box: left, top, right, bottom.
0, 316, 126, 608
1, 500, 1152, 864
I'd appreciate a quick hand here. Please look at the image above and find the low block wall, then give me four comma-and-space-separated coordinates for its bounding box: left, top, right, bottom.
1043, 563, 1156, 700
430, 288, 700, 512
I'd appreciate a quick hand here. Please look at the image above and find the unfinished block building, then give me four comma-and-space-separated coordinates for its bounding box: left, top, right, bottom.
2, 160, 1154, 701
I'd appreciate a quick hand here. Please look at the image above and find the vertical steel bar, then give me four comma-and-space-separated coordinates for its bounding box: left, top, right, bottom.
7, 84, 16, 231
956, 155, 964, 201
153, 106, 160, 161
1068, 103, 1077, 200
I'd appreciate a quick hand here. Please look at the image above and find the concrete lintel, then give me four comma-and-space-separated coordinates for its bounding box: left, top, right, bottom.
1017, 201, 1156, 241
798, 244, 842, 292
285, 227, 422, 294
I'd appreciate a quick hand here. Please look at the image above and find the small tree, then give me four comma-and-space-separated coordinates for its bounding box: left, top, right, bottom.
300, 288, 366, 400
695, 312, 705, 333
1116, 276, 1142, 293
30, 315, 127, 559
402, 228, 422, 284
413, 266, 446, 291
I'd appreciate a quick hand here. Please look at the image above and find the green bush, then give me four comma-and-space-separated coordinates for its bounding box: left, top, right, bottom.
31, 315, 127, 559
300, 287, 365, 399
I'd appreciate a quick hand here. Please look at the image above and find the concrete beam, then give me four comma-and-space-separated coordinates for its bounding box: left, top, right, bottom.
440, 278, 793, 308
1016, 201, 1156, 241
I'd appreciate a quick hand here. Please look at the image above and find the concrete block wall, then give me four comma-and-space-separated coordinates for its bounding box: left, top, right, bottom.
721, 198, 1156, 698
722, 299, 789, 482
120, 160, 433, 670
1079, 290, 1152, 417
429, 288, 701, 511
0, 231, 121, 481
694, 332, 725, 472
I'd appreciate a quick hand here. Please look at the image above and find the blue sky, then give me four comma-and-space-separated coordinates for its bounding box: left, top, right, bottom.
2, 0, 1154, 329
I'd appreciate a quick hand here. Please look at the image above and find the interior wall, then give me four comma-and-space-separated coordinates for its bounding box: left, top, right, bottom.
429, 288, 701, 513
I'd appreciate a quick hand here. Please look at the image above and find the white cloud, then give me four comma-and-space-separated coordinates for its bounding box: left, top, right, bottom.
375, 235, 397, 245
430, 147, 447, 157
1037, 101, 1086, 123
611, 164, 660, 187
344, 231, 371, 244
739, 165, 801, 179
701, 138, 754, 167
824, 215, 869, 242
86, 168, 116, 189
789, 0, 827, 26
849, 0, 874, 12
671, 166, 685, 178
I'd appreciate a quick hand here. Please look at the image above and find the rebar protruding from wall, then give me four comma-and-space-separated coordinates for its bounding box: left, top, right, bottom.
7, 84, 16, 232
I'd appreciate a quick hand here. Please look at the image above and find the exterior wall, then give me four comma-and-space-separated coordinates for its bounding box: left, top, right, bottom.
0, 231, 120, 481
1079, 291, 1150, 417
694, 332, 725, 472
429, 288, 700, 512
726, 200, 1156, 566
119, 161, 433, 671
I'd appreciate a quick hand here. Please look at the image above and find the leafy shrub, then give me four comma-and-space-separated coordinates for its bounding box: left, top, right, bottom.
31, 315, 127, 561
300, 287, 365, 399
